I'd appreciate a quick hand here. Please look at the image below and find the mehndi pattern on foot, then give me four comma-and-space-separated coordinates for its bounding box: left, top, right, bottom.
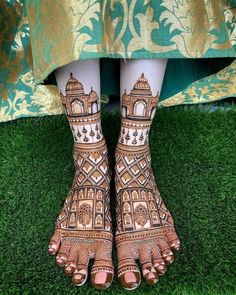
115, 74, 180, 290
48, 73, 114, 290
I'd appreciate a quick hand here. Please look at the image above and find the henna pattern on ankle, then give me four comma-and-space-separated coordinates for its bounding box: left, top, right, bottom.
115, 74, 180, 290
49, 73, 113, 290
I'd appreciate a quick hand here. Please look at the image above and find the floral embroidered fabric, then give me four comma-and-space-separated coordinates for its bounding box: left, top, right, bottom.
1, 0, 236, 122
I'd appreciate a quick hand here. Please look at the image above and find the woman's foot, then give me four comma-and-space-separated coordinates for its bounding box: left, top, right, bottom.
115, 72, 180, 290
115, 143, 180, 289
49, 139, 114, 289
49, 70, 114, 289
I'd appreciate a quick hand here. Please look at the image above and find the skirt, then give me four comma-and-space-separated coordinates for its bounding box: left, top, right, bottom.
1, 0, 236, 122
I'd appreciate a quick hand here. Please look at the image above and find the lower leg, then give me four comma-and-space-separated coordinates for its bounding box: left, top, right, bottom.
115, 59, 180, 290
48, 59, 114, 289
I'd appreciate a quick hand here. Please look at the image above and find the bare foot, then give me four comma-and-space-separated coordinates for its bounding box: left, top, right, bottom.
48, 139, 114, 289
115, 72, 180, 290
115, 144, 180, 290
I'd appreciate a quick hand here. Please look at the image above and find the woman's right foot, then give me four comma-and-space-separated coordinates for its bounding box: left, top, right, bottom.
49, 139, 114, 290
48, 74, 114, 290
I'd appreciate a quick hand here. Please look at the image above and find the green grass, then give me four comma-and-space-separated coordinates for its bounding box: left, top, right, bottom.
0, 107, 235, 295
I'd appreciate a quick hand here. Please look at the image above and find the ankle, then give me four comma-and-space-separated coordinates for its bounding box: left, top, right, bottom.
68, 112, 104, 145
118, 116, 152, 148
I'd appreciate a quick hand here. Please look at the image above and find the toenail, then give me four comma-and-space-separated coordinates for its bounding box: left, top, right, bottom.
147, 272, 155, 279
91, 272, 113, 290
95, 272, 107, 284
145, 272, 159, 285
171, 241, 180, 249
72, 273, 87, 286
48, 248, 55, 254
74, 274, 83, 280
119, 272, 141, 290
124, 272, 136, 283
48, 245, 56, 254
56, 256, 65, 265
158, 264, 166, 272
163, 251, 172, 257
174, 242, 180, 250
64, 265, 75, 275
165, 256, 174, 264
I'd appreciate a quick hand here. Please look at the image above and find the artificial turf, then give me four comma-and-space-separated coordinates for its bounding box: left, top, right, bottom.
0, 107, 235, 295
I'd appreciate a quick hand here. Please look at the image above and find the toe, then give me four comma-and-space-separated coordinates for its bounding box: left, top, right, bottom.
119, 271, 141, 290
90, 242, 114, 290
55, 240, 70, 267
72, 248, 89, 287
91, 271, 113, 290
64, 244, 78, 276
64, 264, 77, 276
144, 270, 159, 285
166, 231, 180, 251
157, 237, 174, 265
139, 246, 158, 285
117, 243, 141, 290
118, 256, 141, 290
72, 269, 87, 286
152, 248, 167, 275
48, 229, 61, 255
162, 249, 174, 265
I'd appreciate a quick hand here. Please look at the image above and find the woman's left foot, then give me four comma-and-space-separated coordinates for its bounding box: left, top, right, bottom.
115, 143, 180, 290
115, 74, 180, 290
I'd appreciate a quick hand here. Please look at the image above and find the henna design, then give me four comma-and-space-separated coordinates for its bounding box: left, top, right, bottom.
60, 73, 103, 144
49, 73, 113, 290
61, 73, 99, 116
115, 74, 180, 290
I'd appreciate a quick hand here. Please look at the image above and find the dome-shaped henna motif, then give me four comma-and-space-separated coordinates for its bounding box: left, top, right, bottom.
124, 213, 132, 225
96, 201, 103, 211
125, 131, 130, 143
132, 190, 138, 200
95, 214, 103, 225
88, 188, 94, 198
123, 202, 131, 212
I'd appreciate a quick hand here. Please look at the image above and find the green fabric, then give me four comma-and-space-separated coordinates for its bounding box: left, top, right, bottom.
26, 0, 236, 83
1, 0, 236, 122
100, 58, 235, 99
229, 0, 236, 7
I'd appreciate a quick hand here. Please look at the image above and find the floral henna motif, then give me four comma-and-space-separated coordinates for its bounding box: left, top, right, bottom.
115, 74, 180, 290
49, 74, 113, 290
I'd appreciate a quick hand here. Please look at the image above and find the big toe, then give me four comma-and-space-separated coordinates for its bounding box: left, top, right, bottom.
90, 258, 114, 290
117, 245, 141, 290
